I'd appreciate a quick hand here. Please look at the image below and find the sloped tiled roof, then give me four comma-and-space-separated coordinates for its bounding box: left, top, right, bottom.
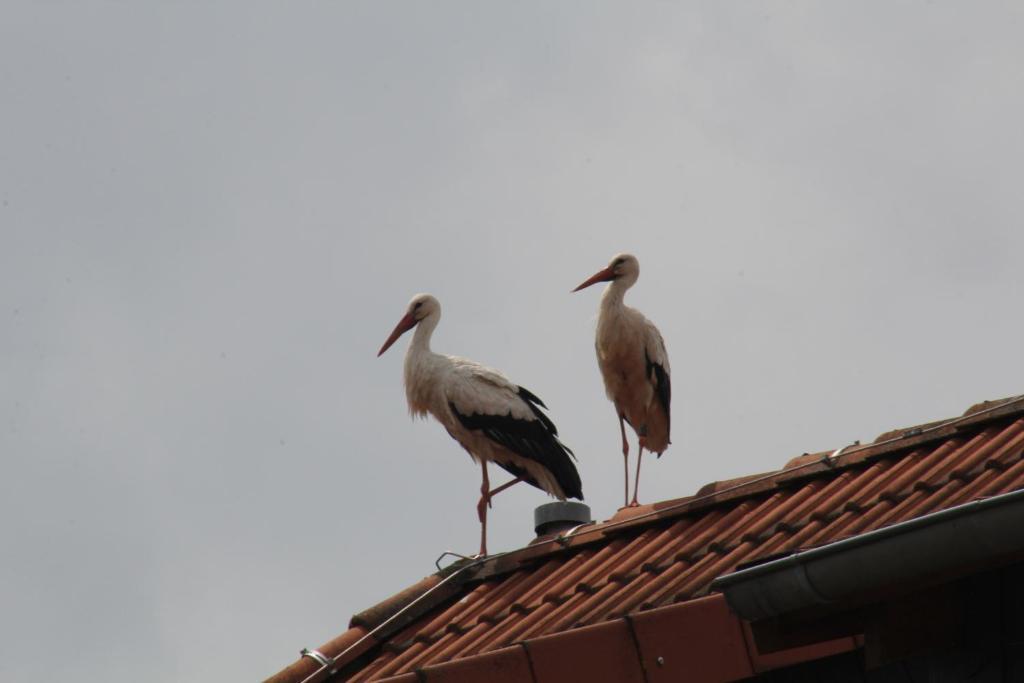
267, 395, 1024, 682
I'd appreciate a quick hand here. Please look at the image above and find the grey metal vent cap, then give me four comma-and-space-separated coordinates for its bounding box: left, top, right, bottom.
534, 501, 592, 536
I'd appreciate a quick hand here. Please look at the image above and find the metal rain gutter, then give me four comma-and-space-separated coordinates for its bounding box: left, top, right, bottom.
710, 487, 1024, 622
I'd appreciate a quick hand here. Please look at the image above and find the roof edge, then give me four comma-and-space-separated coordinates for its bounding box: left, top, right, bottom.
373, 594, 858, 682
776, 394, 1024, 488
265, 560, 487, 683
711, 486, 1024, 620
349, 574, 443, 630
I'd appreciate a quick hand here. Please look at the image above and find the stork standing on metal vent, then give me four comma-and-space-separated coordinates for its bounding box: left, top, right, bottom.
573, 253, 671, 508
378, 294, 583, 557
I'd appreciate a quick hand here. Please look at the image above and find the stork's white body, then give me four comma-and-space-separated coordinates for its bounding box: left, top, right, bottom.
404, 343, 572, 500
596, 286, 671, 454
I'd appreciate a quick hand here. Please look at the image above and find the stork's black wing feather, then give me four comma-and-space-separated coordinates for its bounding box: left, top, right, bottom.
645, 348, 671, 441
515, 385, 559, 435
449, 388, 583, 500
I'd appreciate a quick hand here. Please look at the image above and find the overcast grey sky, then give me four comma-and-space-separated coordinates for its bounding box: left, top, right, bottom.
3, 3, 1023, 681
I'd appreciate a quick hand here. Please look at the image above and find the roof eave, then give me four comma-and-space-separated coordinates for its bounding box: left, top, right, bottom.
711, 486, 1024, 621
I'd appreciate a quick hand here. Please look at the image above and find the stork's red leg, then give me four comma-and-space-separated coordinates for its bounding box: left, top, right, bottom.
488, 476, 524, 499
629, 446, 644, 507
619, 414, 630, 507
476, 461, 490, 557
475, 469, 524, 557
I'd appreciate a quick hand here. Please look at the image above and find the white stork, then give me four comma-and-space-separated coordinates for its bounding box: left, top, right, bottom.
573, 253, 671, 508
377, 293, 583, 557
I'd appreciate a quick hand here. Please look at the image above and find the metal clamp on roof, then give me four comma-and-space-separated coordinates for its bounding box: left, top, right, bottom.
556, 522, 594, 546
435, 550, 474, 571
822, 441, 859, 468
300, 649, 332, 669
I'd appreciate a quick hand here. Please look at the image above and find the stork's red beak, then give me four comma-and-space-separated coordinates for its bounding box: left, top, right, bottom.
377, 312, 417, 356
572, 266, 617, 292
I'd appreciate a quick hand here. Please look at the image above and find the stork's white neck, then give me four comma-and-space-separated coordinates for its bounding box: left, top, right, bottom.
403, 311, 442, 418
600, 278, 632, 311
407, 311, 436, 354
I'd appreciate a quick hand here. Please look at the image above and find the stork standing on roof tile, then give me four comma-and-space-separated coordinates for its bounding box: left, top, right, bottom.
377, 293, 583, 557
573, 253, 671, 508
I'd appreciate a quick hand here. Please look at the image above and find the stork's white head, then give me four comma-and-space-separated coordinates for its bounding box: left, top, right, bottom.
572, 253, 640, 292
377, 293, 441, 356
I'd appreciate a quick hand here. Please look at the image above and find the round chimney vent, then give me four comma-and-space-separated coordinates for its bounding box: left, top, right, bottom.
534, 501, 592, 537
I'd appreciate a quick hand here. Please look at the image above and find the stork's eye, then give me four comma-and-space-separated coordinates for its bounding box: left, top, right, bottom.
613, 258, 625, 267
413, 302, 422, 310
